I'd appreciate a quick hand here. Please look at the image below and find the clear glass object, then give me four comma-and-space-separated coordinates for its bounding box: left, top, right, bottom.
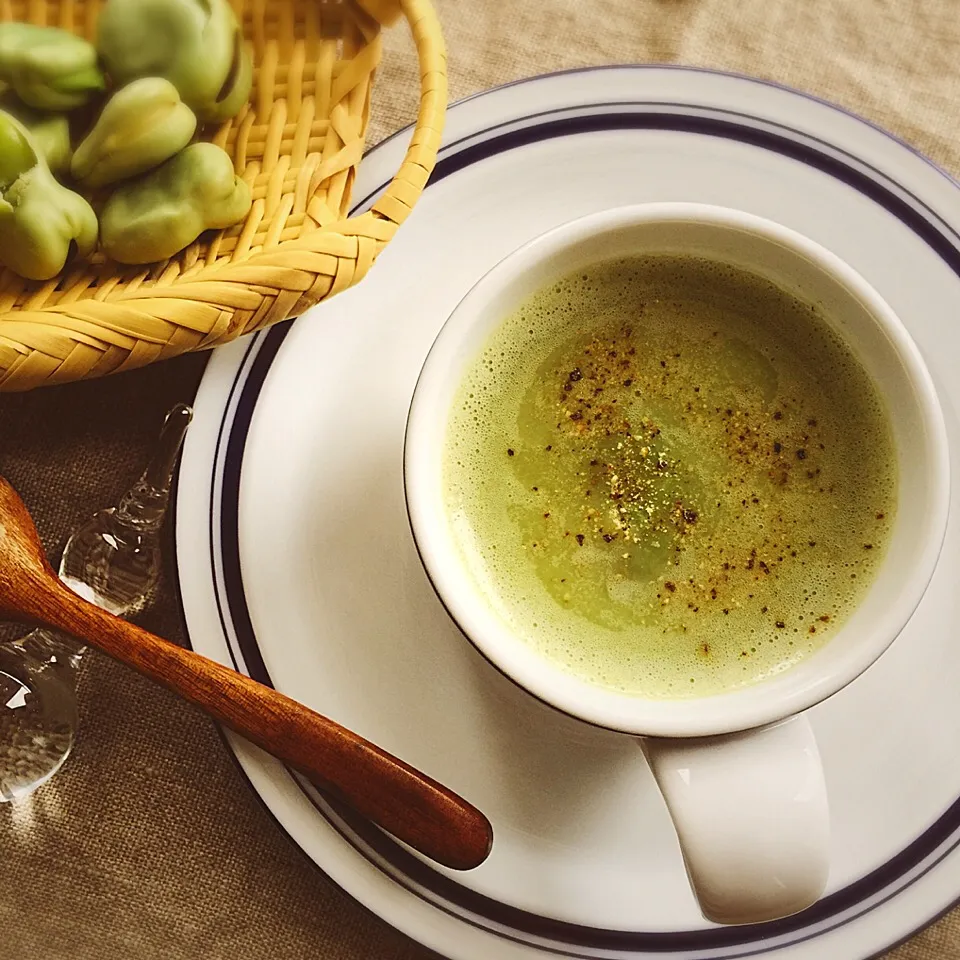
0, 403, 192, 801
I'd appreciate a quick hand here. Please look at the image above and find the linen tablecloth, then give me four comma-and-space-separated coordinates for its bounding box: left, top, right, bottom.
2, 1, 959, 957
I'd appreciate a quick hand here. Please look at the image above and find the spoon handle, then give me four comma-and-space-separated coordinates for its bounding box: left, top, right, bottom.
38, 578, 493, 870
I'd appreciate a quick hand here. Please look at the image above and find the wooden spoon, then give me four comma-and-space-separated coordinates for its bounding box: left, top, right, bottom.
0, 477, 492, 870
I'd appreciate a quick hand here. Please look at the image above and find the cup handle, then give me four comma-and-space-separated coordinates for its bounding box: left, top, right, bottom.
641, 715, 830, 925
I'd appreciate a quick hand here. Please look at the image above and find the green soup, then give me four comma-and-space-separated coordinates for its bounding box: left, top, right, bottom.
443, 256, 897, 699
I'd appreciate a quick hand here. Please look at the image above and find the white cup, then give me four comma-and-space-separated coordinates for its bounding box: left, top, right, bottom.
404, 203, 950, 925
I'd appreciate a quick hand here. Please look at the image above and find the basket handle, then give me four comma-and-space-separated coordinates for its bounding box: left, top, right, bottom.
354, 0, 405, 26
358, 0, 448, 229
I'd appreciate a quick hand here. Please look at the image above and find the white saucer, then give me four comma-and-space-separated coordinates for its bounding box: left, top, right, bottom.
176, 67, 960, 960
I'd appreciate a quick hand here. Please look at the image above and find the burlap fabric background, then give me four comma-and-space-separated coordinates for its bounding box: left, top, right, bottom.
2, 1, 959, 957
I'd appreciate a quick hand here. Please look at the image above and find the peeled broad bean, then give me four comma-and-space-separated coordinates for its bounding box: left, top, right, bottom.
0, 93, 72, 173
97, 0, 251, 122
0, 110, 36, 189
0, 23, 104, 110
101, 142, 251, 264
0, 111, 98, 281
72, 78, 197, 188
203, 42, 252, 124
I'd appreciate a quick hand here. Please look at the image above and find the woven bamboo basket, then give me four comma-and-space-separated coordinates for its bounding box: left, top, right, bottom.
0, 0, 446, 391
